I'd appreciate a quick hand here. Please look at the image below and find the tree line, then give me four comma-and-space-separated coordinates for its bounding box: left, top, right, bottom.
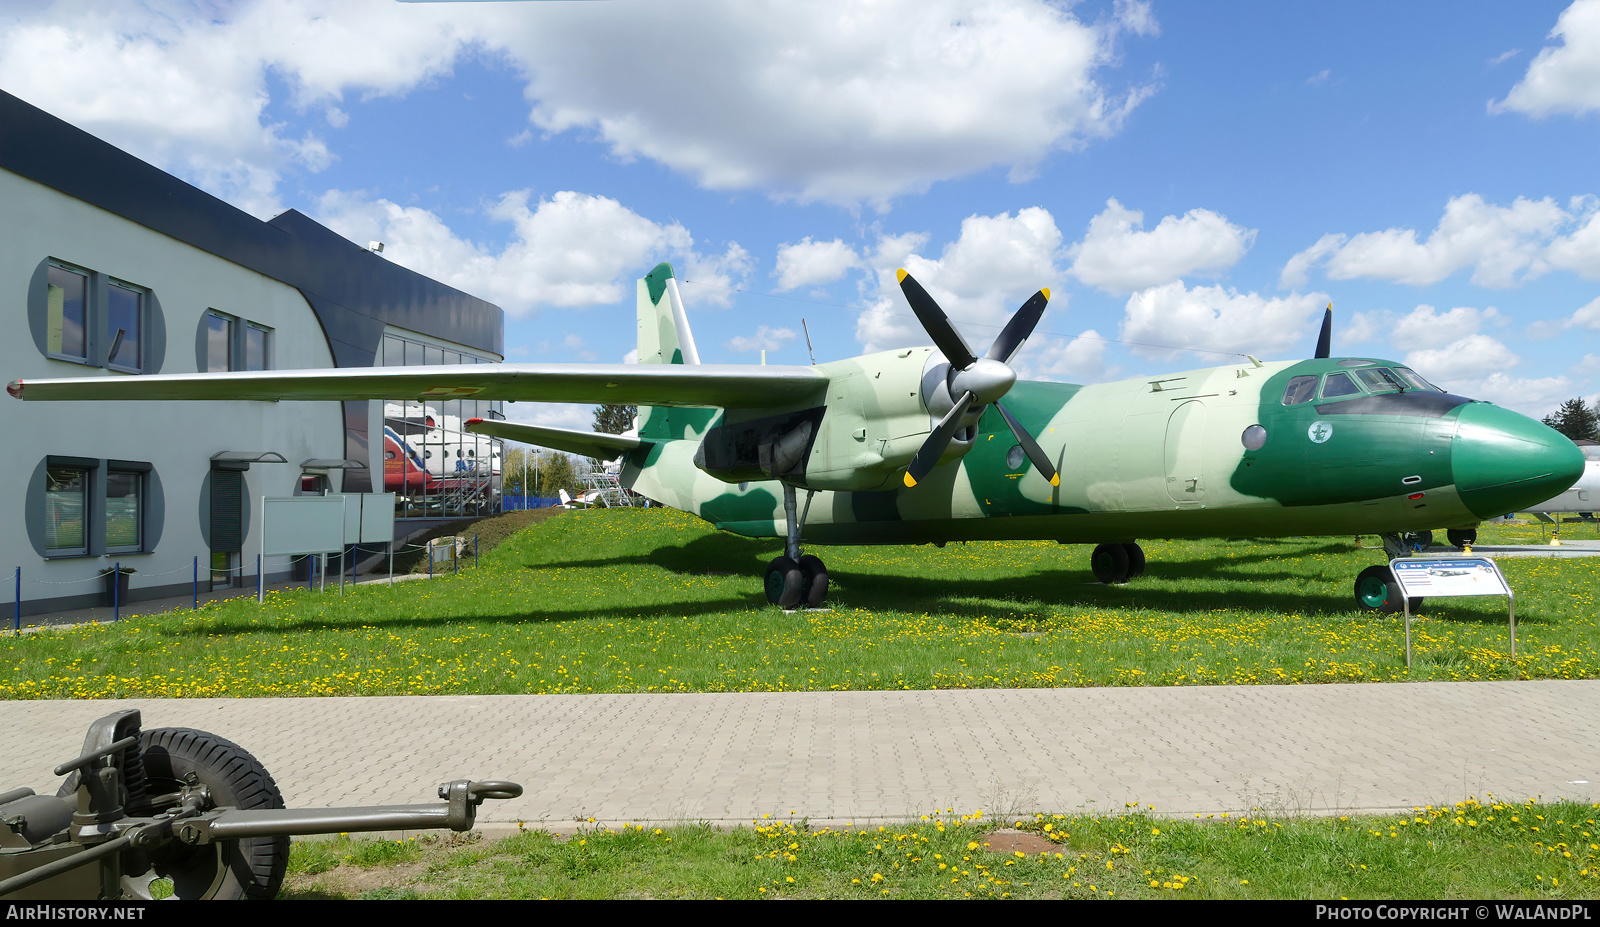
1543, 397, 1600, 443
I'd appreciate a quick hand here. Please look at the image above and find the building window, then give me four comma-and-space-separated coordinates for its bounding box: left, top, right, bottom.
34, 259, 160, 371
205, 311, 234, 371
104, 467, 144, 552
106, 281, 145, 371
204, 311, 271, 371
44, 464, 91, 555
244, 323, 269, 371
46, 263, 90, 361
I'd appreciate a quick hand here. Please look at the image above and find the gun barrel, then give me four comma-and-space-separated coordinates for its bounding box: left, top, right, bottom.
204, 803, 461, 840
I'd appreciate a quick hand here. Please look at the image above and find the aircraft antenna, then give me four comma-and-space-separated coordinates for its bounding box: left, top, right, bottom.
802, 318, 817, 365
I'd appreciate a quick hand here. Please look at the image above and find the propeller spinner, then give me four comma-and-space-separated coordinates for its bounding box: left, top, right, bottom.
896, 269, 1060, 489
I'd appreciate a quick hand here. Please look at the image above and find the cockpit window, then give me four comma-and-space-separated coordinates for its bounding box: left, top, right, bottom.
1320, 372, 1360, 399
1392, 366, 1438, 392
1281, 375, 1319, 405
1353, 367, 1406, 393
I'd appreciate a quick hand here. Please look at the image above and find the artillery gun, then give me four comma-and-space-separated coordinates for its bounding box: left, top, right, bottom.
0, 709, 521, 899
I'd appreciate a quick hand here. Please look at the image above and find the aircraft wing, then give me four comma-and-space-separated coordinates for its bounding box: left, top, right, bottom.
6, 363, 828, 409
464, 419, 649, 461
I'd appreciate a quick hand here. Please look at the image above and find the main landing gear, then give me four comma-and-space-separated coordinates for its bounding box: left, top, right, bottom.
1352, 533, 1425, 614
765, 483, 828, 610
1089, 542, 1145, 584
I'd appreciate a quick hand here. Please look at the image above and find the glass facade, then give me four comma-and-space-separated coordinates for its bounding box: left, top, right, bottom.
380, 332, 505, 518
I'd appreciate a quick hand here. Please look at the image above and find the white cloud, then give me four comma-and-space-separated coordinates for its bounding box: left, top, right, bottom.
1307, 69, 1331, 86
0, 0, 478, 216
682, 243, 755, 308
488, 0, 1158, 205
1280, 194, 1600, 288
1440, 371, 1574, 419
854, 208, 1063, 354
1404, 334, 1520, 383
316, 188, 720, 315
1011, 330, 1117, 384
725, 326, 797, 354
773, 238, 860, 291
501, 401, 593, 432
1387, 305, 1506, 351
0, 0, 1161, 212
1492, 0, 1600, 117
1569, 294, 1600, 329
1119, 282, 1329, 361
1067, 199, 1255, 293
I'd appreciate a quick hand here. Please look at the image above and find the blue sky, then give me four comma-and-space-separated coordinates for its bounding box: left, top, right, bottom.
3, 0, 1597, 430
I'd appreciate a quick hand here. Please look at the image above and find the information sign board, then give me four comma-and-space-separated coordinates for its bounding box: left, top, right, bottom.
1390, 557, 1515, 667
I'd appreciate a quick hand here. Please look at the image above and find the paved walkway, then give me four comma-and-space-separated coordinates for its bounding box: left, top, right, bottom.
4, 682, 1597, 834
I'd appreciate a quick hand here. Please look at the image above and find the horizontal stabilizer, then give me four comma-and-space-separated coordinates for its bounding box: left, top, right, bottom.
464, 419, 650, 462
7, 363, 827, 409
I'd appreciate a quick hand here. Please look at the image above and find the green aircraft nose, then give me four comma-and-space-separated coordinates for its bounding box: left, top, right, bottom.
1451, 402, 1585, 519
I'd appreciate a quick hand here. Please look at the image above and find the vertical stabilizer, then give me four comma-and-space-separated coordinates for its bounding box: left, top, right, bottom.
637, 262, 700, 365
635, 262, 716, 441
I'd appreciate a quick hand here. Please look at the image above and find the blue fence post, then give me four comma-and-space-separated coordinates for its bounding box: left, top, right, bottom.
113, 561, 121, 622
13, 567, 19, 631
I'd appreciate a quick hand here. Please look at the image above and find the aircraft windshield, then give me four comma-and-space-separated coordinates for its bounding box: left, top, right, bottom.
1320, 372, 1361, 399
1392, 367, 1438, 391
1353, 367, 1407, 393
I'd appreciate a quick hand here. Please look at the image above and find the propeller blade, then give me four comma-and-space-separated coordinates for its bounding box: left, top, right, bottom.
1314, 304, 1333, 359
986, 289, 1050, 363
993, 401, 1060, 487
903, 391, 974, 488
897, 269, 977, 369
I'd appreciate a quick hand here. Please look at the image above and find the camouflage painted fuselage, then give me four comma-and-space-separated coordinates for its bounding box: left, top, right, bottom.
623, 351, 1584, 548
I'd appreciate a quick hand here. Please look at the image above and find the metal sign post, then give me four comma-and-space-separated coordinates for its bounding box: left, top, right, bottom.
1391, 557, 1515, 669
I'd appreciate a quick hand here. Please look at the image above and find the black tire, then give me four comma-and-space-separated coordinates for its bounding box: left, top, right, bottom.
1090, 543, 1131, 584
1446, 528, 1477, 549
1120, 543, 1146, 580
797, 554, 829, 609
764, 556, 803, 609
1401, 530, 1433, 553
133, 727, 288, 900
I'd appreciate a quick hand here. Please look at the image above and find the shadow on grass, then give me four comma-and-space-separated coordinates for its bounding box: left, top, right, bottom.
162, 532, 1540, 638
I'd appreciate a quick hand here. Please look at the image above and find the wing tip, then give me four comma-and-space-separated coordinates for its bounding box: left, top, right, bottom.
5, 379, 21, 399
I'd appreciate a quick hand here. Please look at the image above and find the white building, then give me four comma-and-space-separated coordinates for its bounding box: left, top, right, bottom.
0, 89, 505, 618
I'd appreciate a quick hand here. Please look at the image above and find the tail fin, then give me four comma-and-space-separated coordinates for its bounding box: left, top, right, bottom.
637, 262, 701, 366
635, 262, 715, 440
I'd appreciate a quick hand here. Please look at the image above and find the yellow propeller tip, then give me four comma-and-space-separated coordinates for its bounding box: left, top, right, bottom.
1041, 287, 1051, 300
1049, 474, 1060, 487
903, 472, 917, 488
896, 268, 908, 282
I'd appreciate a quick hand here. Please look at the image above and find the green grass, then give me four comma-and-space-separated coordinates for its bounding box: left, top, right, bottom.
4, 508, 1599, 699
281, 798, 1600, 900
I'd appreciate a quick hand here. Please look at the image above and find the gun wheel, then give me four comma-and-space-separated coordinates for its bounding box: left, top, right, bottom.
127, 727, 289, 900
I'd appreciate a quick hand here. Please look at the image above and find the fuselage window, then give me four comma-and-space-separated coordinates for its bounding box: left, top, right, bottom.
1320, 372, 1361, 399
1281, 376, 1319, 405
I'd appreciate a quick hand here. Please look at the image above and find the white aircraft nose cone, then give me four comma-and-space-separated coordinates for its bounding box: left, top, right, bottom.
950, 358, 1015, 406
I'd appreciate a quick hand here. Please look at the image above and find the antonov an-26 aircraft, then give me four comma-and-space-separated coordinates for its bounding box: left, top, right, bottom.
8, 264, 1584, 613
